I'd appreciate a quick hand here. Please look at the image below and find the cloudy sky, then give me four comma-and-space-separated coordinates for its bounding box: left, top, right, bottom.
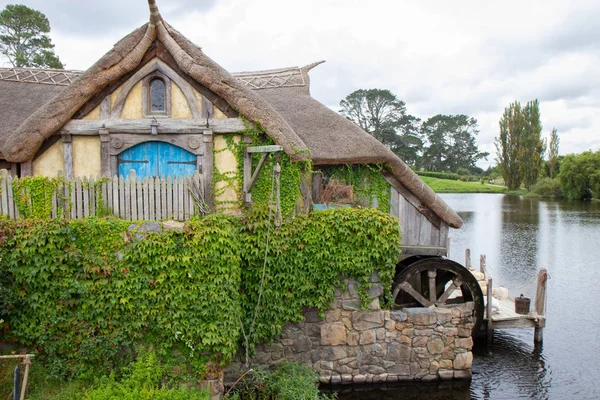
1, 0, 599, 168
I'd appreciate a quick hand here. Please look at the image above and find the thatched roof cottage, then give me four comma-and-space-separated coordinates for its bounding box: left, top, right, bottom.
0, 0, 462, 254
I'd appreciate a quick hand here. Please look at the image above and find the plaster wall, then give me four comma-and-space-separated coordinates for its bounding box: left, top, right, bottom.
213, 135, 240, 213
120, 81, 144, 120
83, 105, 101, 120
73, 136, 101, 178
33, 140, 64, 177
171, 82, 192, 119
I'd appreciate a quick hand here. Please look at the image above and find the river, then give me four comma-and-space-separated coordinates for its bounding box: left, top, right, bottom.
333, 193, 600, 400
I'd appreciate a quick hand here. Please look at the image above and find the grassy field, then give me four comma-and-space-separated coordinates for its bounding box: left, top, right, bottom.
420, 176, 510, 194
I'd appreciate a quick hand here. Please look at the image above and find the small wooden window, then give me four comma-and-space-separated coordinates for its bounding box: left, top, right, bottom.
150, 78, 166, 113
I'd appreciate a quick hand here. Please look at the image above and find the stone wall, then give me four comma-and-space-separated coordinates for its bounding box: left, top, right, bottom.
226, 277, 475, 384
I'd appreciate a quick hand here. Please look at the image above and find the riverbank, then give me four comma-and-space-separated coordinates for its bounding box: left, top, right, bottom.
420, 176, 511, 194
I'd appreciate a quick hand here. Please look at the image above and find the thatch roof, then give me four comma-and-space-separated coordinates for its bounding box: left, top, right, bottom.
0, 0, 462, 228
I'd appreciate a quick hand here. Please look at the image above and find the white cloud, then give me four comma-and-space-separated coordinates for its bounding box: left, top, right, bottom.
2, 0, 599, 168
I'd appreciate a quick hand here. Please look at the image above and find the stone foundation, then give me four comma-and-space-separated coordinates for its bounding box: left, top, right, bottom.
226, 277, 475, 384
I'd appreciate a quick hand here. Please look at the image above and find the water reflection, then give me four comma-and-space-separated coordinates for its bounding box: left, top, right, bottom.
324, 381, 471, 400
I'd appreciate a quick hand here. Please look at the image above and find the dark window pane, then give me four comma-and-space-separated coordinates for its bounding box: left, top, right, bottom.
151, 79, 165, 112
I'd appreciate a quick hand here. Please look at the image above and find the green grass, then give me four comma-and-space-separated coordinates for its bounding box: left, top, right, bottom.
420, 176, 510, 194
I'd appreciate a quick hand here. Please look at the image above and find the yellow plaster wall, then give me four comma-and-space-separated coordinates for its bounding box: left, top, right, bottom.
192, 88, 230, 119
213, 134, 241, 213
73, 136, 101, 178
120, 81, 143, 119
171, 82, 192, 119
33, 139, 64, 177
83, 104, 101, 120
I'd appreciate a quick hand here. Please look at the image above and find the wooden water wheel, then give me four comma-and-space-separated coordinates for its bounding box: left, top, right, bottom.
392, 258, 484, 332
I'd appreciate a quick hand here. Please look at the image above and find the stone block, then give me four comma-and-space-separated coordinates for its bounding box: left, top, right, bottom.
415, 329, 434, 336
399, 335, 412, 345
320, 375, 331, 384
331, 374, 341, 384
347, 331, 359, 346
455, 337, 474, 350
386, 342, 411, 362
363, 343, 386, 358
372, 373, 388, 383
435, 308, 453, 324
336, 365, 353, 374
454, 370, 472, 380
412, 336, 429, 347
390, 311, 408, 322
387, 374, 399, 382
304, 308, 321, 323
406, 308, 437, 325
368, 298, 381, 310
321, 323, 347, 346
438, 369, 454, 380
427, 337, 444, 355
385, 320, 396, 331
458, 327, 472, 338
325, 310, 341, 323
352, 311, 385, 330
342, 299, 362, 311
375, 328, 386, 340
370, 272, 380, 283
322, 346, 347, 361
353, 374, 367, 384
294, 336, 312, 353
368, 283, 384, 299
439, 359, 453, 369
454, 352, 473, 370
338, 357, 355, 366
445, 327, 458, 337
387, 363, 411, 375
363, 365, 386, 375
360, 330, 376, 345
161, 220, 184, 231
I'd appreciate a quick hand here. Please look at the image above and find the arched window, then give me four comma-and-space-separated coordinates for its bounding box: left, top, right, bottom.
150, 78, 166, 113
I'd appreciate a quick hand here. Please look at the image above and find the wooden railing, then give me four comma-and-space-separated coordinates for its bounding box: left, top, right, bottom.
0, 170, 205, 221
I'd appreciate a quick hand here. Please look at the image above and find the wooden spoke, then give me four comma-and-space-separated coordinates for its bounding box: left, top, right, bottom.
400, 282, 432, 307
436, 278, 462, 305
428, 270, 437, 303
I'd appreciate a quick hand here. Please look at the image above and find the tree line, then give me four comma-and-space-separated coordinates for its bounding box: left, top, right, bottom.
339, 89, 489, 173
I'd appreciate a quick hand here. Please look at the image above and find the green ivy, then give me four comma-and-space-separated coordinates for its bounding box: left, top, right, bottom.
12, 176, 67, 218
318, 164, 391, 213
239, 206, 400, 348
0, 207, 400, 380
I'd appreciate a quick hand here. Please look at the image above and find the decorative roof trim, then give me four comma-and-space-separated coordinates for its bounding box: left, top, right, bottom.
233, 67, 305, 90
0, 68, 83, 86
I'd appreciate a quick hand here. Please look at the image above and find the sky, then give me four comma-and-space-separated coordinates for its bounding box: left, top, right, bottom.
1, 0, 599, 168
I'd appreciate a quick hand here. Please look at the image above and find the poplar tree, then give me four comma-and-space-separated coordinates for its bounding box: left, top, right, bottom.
520, 100, 545, 189
495, 102, 524, 190
548, 127, 560, 179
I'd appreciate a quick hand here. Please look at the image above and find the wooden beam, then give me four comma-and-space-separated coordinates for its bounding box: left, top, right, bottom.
20, 161, 32, 177
202, 130, 214, 210
59, 118, 248, 135
534, 268, 548, 343
99, 129, 110, 177
62, 133, 73, 179
246, 145, 283, 153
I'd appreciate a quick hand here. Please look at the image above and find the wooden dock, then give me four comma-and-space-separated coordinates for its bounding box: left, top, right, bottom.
465, 249, 549, 344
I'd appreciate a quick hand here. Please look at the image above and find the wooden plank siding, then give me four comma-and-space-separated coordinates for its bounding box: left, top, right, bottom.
0, 170, 204, 222
389, 185, 449, 255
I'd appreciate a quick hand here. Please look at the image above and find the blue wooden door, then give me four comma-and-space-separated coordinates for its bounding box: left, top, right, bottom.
118, 142, 197, 178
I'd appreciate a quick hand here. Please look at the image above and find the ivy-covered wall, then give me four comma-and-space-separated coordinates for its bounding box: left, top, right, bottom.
0, 207, 400, 381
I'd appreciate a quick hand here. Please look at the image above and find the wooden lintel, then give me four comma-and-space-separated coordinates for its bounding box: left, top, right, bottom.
246, 145, 283, 153
59, 118, 248, 135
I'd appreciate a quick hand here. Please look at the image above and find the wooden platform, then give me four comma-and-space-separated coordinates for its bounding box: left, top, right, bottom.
487, 297, 545, 330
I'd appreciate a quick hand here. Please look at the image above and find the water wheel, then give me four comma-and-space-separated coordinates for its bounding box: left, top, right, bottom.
392, 258, 484, 332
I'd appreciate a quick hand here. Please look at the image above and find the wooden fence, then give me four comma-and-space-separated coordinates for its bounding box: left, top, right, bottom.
0, 170, 205, 221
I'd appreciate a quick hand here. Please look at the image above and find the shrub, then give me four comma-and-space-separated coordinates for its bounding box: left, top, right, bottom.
82, 350, 209, 400
226, 363, 335, 400
530, 178, 562, 198
416, 171, 460, 181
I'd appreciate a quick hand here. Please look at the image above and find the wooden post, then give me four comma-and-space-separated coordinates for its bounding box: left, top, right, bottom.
202, 130, 213, 210
99, 129, 111, 177
480, 254, 488, 279
62, 133, 74, 179
534, 268, 548, 343
275, 156, 282, 228
19, 355, 32, 400
242, 135, 253, 204
487, 277, 493, 345
465, 248, 471, 270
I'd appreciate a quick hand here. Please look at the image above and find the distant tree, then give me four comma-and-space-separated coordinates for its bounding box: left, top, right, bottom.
420, 114, 488, 172
0, 4, 63, 68
559, 151, 600, 200
548, 127, 560, 179
339, 89, 423, 166
495, 100, 546, 190
520, 100, 546, 189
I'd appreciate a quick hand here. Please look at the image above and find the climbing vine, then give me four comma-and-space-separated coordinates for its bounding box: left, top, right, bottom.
12, 175, 67, 218
212, 122, 308, 217
0, 207, 400, 379
317, 164, 391, 213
